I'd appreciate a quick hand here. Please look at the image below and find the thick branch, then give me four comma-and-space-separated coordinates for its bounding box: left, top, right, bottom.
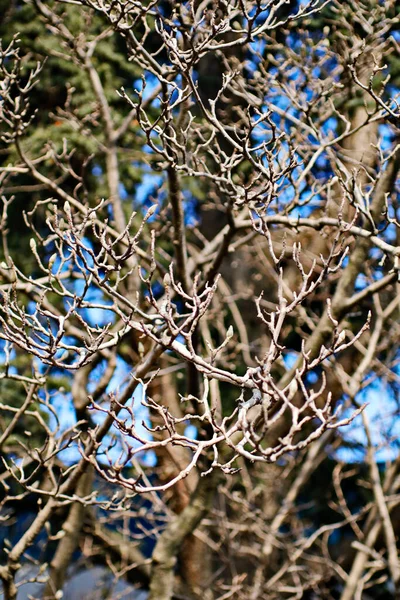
148, 469, 221, 600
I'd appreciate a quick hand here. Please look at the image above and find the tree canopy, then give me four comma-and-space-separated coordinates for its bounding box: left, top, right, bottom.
1, 1, 400, 599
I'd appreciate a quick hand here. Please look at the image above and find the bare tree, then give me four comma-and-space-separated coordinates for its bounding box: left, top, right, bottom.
1, 0, 400, 599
